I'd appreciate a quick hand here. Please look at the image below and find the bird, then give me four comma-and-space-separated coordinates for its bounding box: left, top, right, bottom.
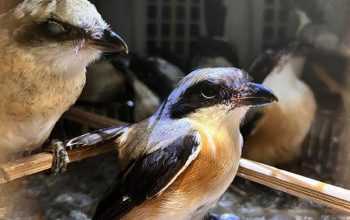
78, 57, 136, 122
112, 56, 162, 121
129, 55, 185, 100
81, 57, 161, 122
295, 9, 339, 52
242, 47, 317, 166
0, 0, 128, 170
65, 67, 277, 220
247, 49, 281, 83
190, 37, 240, 70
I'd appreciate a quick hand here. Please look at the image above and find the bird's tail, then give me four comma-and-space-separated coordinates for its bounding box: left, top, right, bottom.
65, 125, 129, 149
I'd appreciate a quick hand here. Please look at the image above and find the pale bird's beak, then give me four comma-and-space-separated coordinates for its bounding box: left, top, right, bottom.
238, 82, 278, 107
90, 29, 129, 54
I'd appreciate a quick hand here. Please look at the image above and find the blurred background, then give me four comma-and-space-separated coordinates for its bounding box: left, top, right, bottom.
2, 0, 350, 219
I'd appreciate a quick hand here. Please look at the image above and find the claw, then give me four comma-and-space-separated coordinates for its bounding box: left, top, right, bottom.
50, 140, 70, 174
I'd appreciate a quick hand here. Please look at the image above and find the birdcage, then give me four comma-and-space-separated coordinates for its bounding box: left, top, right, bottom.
1, 0, 350, 219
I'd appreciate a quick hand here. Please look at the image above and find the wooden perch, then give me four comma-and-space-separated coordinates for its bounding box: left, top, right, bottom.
0, 108, 349, 214
238, 159, 350, 213
0, 107, 122, 184
0, 143, 115, 184
0, 145, 349, 213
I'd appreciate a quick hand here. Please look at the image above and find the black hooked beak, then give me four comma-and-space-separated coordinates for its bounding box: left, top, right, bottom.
238, 82, 278, 107
90, 29, 129, 54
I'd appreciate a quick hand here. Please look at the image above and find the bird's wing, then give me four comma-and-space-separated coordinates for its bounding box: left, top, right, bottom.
93, 131, 201, 220
65, 125, 129, 148
240, 108, 265, 140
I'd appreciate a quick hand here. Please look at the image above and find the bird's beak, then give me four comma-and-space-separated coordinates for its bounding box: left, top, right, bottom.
89, 29, 129, 54
238, 83, 278, 107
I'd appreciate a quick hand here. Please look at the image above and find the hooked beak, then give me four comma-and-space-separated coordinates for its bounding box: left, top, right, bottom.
90, 29, 129, 54
238, 82, 278, 107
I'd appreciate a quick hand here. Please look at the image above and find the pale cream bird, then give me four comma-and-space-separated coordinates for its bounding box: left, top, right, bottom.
0, 0, 128, 168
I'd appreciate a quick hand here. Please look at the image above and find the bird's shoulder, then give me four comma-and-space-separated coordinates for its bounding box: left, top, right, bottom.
119, 118, 196, 157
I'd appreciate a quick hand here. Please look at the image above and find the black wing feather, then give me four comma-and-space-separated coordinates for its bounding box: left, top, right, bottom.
240, 109, 264, 140
93, 132, 200, 220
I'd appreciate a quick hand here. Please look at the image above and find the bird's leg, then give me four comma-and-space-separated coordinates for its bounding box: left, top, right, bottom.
48, 140, 70, 174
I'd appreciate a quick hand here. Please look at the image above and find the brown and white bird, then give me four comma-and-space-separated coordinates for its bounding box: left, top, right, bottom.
242, 48, 317, 166
0, 0, 128, 164
66, 68, 277, 220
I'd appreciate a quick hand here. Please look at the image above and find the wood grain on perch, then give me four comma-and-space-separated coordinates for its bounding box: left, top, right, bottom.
0, 108, 349, 214
0, 143, 116, 184
238, 159, 350, 213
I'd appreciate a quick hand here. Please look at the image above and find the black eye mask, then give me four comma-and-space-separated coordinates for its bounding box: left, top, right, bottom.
169, 80, 232, 119
14, 18, 85, 45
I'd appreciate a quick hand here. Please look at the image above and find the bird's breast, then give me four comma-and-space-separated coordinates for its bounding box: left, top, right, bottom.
184, 128, 241, 201
0, 49, 87, 155
183, 128, 241, 219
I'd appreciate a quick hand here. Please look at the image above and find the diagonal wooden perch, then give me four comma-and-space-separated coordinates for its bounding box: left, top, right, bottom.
238, 159, 350, 213
0, 107, 349, 213
0, 143, 115, 184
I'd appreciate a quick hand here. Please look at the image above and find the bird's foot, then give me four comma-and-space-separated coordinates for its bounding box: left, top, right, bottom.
49, 140, 70, 175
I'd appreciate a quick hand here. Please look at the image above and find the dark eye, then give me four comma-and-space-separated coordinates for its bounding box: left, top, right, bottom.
200, 87, 217, 99
45, 20, 68, 35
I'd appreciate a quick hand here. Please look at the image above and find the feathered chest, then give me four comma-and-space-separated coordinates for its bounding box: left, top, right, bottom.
0, 51, 86, 121
192, 127, 242, 191
0, 48, 86, 152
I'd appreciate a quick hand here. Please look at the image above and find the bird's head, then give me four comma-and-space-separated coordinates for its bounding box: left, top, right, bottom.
249, 49, 281, 83
267, 44, 309, 79
162, 68, 277, 126
4, 0, 128, 73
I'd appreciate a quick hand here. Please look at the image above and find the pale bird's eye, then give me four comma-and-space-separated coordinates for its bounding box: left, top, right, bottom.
201, 88, 217, 99
46, 20, 67, 36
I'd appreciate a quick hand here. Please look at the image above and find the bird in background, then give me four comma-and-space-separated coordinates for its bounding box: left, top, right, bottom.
0, 0, 128, 171
295, 8, 340, 52
242, 46, 317, 166
247, 49, 280, 84
129, 55, 185, 100
65, 68, 277, 220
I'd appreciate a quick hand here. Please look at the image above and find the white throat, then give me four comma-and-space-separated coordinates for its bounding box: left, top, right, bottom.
188, 105, 248, 158
188, 105, 248, 135
28, 44, 101, 77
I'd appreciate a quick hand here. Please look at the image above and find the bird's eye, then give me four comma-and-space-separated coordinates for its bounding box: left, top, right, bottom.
201, 88, 217, 99
45, 20, 67, 36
